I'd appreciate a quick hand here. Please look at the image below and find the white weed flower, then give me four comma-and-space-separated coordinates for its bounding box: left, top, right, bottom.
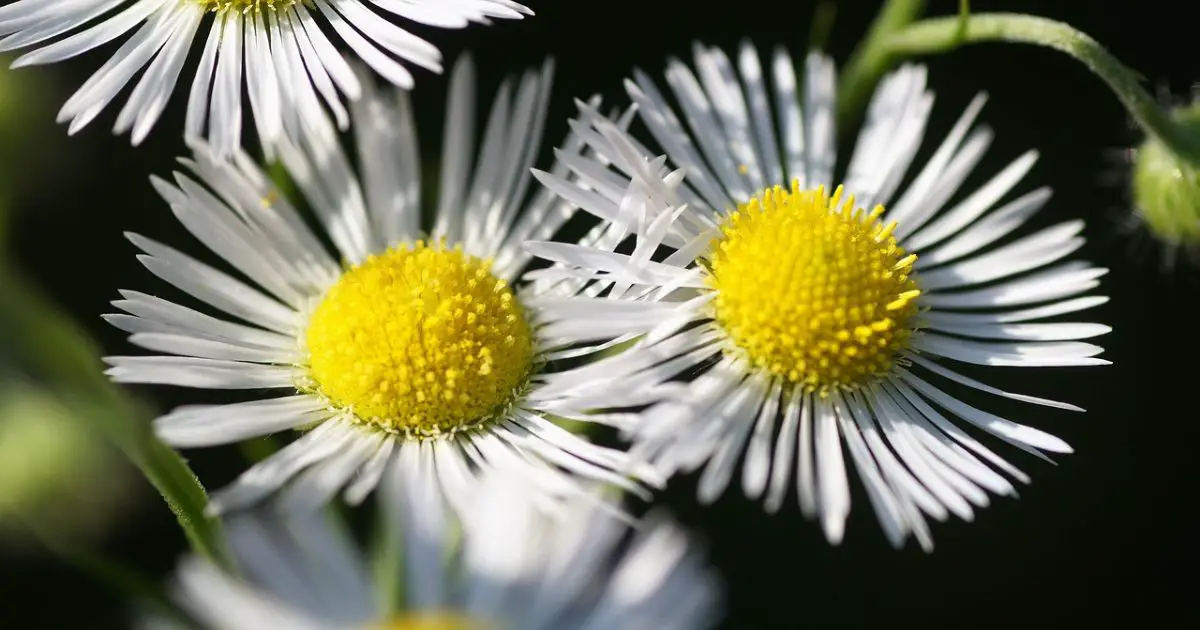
155, 473, 722, 630
532, 43, 1112, 551
0, 0, 530, 156
103, 55, 661, 518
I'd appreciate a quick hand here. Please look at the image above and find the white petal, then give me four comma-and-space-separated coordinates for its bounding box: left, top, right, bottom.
914, 332, 1108, 367
127, 332, 291, 363
898, 369, 1073, 455
916, 187, 1052, 269
920, 262, 1108, 309
275, 434, 383, 512
801, 52, 837, 188
905, 352, 1083, 411
884, 379, 1028, 487
918, 221, 1086, 291
813, 395, 850, 544
128, 233, 299, 334
105, 356, 295, 389
922, 295, 1109, 325
155, 395, 329, 447
208, 420, 360, 513
740, 378, 782, 500
173, 558, 324, 630
109, 290, 296, 350
831, 393, 913, 549
763, 385, 802, 513
904, 150, 1039, 252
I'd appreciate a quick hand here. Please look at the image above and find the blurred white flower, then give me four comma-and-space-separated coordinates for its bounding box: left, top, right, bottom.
156, 473, 722, 630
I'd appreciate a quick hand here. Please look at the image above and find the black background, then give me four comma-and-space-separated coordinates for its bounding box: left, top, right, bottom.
2, 0, 1197, 628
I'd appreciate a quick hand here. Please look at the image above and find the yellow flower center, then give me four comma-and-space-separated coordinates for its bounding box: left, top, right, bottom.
707, 182, 921, 392
303, 242, 535, 437
193, 0, 297, 13
373, 613, 489, 630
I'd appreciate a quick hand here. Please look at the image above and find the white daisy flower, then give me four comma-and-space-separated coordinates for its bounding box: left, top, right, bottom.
156, 472, 722, 630
103, 55, 661, 519
532, 42, 1112, 551
0, 0, 530, 156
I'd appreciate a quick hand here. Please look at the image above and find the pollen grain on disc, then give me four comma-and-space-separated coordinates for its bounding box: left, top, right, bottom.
193, 0, 298, 13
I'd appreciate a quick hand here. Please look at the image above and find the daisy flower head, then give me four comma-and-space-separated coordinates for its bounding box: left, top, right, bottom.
533, 42, 1112, 551
156, 472, 722, 630
0, 0, 531, 157
103, 54, 662, 519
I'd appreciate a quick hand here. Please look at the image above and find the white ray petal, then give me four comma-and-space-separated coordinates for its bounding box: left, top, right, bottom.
154, 395, 329, 447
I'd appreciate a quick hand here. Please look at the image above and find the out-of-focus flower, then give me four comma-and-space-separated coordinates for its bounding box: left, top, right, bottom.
153, 473, 722, 630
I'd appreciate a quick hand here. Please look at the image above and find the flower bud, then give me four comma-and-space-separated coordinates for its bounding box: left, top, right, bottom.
1131, 103, 1200, 248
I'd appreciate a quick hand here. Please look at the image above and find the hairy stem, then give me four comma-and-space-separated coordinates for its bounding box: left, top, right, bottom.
886, 12, 1200, 165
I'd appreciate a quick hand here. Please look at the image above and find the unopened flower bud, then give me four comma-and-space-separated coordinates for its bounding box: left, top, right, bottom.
1131, 103, 1200, 248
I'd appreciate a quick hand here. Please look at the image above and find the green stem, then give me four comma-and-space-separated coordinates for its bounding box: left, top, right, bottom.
371, 501, 404, 616
97, 391, 225, 566
807, 2, 837, 53
0, 268, 225, 566
885, 12, 1200, 165
835, 0, 927, 138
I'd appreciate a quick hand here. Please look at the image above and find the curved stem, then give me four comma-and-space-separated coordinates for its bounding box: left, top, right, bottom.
835, 0, 927, 138
885, 12, 1200, 165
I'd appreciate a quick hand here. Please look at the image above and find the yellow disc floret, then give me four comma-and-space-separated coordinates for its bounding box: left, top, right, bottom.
707, 182, 921, 392
193, 0, 297, 13
304, 241, 535, 437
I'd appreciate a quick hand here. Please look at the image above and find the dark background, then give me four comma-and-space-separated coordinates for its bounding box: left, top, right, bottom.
2, 0, 1197, 627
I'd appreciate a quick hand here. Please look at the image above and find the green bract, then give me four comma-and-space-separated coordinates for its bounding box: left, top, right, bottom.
1133, 103, 1200, 246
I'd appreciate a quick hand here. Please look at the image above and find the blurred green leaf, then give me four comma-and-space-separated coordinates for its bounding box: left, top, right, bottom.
0, 384, 130, 530
267, 159, 299, 206
0, 57, 55, 206
237, 434, 280, 464
0, 389, 193, 624
0, 264, 225, 565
